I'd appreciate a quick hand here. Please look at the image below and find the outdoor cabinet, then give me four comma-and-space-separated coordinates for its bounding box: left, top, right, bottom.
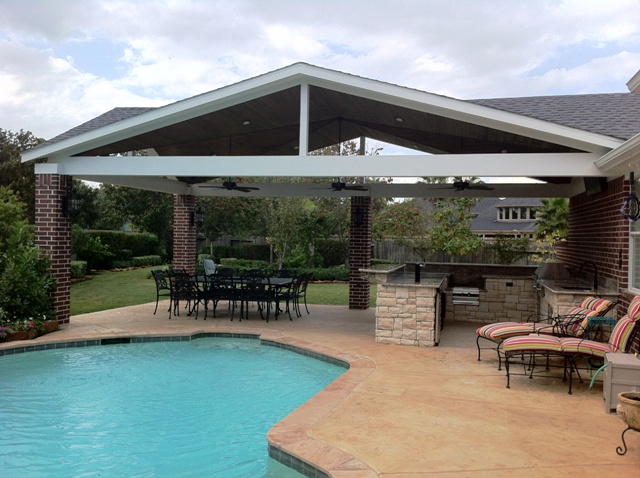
604, 353, 640, 413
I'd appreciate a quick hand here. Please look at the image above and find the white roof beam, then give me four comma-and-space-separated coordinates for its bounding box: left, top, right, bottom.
46, 152, 603, 178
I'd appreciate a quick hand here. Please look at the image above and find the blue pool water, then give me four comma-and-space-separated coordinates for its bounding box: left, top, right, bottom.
0, 338, 345, 477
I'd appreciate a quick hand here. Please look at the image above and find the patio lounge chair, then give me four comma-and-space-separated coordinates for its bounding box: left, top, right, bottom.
502, 296, 640, 394
476, 297, 616, 368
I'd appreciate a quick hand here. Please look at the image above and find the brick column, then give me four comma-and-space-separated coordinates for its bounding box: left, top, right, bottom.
173, 194, 197, 273
349, 196, 372, 309
35, 174, 72, 324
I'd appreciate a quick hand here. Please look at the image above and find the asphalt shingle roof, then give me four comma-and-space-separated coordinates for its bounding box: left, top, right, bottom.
470, 93, 640, 141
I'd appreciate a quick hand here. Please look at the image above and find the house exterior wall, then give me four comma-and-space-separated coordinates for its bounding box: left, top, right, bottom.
557, 175, 639, 353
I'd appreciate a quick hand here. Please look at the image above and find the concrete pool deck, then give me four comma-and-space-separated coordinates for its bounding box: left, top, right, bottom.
2, 302, 639, 476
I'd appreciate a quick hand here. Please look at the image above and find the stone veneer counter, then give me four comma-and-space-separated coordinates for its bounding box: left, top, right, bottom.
373, 274, 449, 347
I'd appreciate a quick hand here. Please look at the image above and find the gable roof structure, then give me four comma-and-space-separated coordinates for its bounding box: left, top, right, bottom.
23, 62, 639, 198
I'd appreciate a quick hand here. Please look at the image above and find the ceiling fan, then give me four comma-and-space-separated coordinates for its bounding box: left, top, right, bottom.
315, 181, 368, 192
198, 181, 260, 193
434, 181, 494, 191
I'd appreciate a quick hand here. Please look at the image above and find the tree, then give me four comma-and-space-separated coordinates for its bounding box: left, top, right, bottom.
72, 179, 101, 229
531, 198, 569, 262
198, 195, 266, 241
428, 196, 483, 257
374, 199, 432, 260
0, 128, 44, 220
96, 184, 174, 249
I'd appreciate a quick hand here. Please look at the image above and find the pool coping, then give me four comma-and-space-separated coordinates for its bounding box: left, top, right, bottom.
0, 329, 378, 478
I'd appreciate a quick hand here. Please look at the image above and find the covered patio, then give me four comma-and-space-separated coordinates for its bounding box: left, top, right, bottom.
21, 62, 640, 325
1, 304, 638, 476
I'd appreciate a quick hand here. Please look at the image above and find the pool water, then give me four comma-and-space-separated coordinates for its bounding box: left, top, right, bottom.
0, 338, 344, 477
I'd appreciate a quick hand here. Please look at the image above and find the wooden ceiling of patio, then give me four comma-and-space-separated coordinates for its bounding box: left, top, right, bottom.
75, 86, 580, 159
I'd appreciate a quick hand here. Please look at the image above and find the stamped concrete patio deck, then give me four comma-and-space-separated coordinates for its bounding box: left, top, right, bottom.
2, 302, 639, 477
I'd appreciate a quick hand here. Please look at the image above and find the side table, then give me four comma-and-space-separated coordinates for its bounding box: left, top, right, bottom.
604, 352, 640, 413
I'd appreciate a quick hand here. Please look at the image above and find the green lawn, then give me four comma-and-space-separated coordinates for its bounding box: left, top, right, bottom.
70, 267, 376, 316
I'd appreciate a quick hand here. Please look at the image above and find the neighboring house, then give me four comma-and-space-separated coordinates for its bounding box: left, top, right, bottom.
470, 197, 542, 240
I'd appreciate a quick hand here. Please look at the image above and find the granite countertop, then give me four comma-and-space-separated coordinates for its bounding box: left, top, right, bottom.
538, 279, 618, 296
386, 273, 449, 288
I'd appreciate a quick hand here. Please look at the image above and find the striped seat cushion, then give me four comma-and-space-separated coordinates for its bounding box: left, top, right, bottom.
627, 296, 640, 320
479, 323, 537, 341
579, 297, 613, 314
477, 322, 521, 339
559, 316, 638, 358
558, 337, 613, 359
503, 335, 562, 354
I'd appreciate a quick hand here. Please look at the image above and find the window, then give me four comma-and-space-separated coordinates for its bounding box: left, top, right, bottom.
497, 207, 535, 221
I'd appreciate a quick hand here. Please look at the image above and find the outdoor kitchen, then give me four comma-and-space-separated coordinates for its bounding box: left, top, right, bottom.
362, 261, 620, 347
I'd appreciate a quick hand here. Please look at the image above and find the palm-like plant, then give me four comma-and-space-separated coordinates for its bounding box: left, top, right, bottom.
531, 198, 569, 262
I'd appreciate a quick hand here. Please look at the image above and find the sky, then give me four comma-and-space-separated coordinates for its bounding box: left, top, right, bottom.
1, 0, 639, 143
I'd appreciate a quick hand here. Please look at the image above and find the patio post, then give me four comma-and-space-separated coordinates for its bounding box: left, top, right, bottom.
35, 173, 73, 324
349, 196, 372, 309
173, 194, 198, 273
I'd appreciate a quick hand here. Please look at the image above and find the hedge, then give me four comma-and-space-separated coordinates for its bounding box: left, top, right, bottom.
85, 230, 160, 257
111, 255, 163, 270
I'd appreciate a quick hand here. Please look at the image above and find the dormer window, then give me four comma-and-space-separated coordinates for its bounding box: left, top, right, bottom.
497, 206, 535, 221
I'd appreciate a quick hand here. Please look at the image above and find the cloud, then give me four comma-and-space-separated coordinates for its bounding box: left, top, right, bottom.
1, 0, 639, 138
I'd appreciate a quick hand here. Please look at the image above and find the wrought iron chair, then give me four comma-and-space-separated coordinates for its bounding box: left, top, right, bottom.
151, 269, 171, 315
476, 297, 617, 368
168, 272, 199, 319
502, 296, 640, 394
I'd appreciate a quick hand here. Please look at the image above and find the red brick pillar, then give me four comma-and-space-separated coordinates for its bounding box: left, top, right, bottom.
173, 194, 197, 273
35, 174, 72, 324
349, 196, 372, 309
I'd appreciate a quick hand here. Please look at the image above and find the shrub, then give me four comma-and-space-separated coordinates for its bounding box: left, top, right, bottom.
70, 261, 88, 279
0, 224, 55, 325
131, 255, 163, 267
0, 188, 55, 327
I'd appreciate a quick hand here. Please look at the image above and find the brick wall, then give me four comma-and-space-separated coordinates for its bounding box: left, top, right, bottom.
173, 195, 198, 273
558, 175, 629, 291
349, 196, 371, 309
558, 175, 640, 353
35, 174, 72, 324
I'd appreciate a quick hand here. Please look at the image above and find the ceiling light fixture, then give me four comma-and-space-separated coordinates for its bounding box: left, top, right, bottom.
242, 120, 251, 126
395, 116, 403, 123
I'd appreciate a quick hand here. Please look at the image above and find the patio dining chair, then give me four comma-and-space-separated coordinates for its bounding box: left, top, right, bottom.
476, 296, 616, 368
151, 269, 171, 315
168, 272, 199, 319
502, 295, 640, 394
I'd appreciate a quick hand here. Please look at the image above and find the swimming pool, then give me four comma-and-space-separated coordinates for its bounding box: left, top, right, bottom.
0, 337, 345, 477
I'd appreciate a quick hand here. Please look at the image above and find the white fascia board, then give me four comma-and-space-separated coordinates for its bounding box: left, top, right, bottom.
22, 67, 308, 163
302, 67, 621, 154
52, 152, 602, 178
594, 132, 640, 176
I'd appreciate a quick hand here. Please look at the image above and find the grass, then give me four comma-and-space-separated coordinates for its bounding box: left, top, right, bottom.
70, 267, 376, 316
